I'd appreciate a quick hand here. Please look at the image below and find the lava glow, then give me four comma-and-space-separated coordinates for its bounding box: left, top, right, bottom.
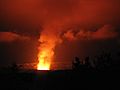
37, 50, 53, 70
37, 34, 55, 70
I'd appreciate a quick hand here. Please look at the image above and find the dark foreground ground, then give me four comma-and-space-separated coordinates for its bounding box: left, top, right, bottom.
0, 70, 120, 90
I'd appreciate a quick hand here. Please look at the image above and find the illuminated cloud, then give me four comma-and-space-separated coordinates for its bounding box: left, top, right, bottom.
0, 32, 30, 42
92, 25, 118, 40
63, 25, 118, 41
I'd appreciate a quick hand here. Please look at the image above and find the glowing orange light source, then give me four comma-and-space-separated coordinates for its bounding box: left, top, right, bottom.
37, 32, 57, 71
37, 59, 50, 70
37, 50, 51, 70
37, 41, 55, 70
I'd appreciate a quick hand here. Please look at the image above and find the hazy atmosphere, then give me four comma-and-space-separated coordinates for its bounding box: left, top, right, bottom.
0, 0, 120, 69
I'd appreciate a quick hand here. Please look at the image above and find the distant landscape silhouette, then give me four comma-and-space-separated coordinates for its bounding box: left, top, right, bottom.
0, 51, 120, 89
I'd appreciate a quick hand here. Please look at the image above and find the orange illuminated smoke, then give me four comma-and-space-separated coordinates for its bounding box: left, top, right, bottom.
37, 50, 54, 70
37, 34, 55, 70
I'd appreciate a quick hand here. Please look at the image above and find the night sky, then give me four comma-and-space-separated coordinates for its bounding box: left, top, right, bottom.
0, 0, 120, 69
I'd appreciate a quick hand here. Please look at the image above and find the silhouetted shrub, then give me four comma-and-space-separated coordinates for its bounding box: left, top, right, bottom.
72, 57, 81, 70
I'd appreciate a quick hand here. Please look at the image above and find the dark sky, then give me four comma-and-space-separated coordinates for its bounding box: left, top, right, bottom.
0, 0, 120, 69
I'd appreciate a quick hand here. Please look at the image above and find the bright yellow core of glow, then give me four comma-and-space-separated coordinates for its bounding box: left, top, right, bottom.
37, 51, 50, 70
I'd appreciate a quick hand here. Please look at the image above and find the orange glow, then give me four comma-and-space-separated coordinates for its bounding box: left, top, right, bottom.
37, 34, 55, 70
37, 50, 54, 70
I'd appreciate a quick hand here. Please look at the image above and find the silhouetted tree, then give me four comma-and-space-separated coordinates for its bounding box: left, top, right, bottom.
72, 57, 81, 70
84, 56, 93, 71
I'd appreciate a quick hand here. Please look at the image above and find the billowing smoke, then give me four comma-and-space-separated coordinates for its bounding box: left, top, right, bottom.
37, 24, 63, 70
